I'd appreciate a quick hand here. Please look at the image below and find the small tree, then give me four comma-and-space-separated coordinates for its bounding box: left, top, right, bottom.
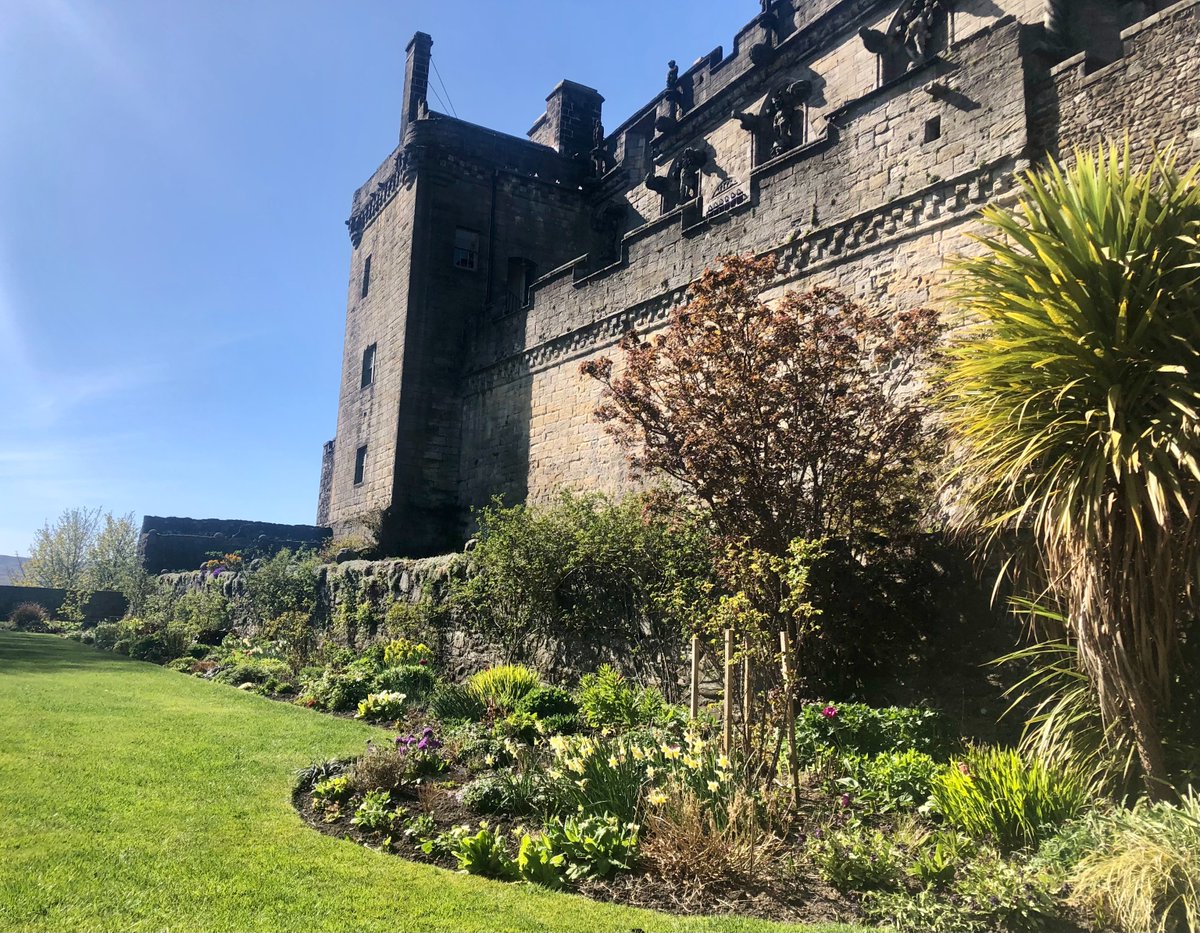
580, 255, 942, 558
20, 507, 104, 589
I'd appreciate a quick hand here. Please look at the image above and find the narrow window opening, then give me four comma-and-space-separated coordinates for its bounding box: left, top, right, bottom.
360, 343, 377, 388
453, 228, 479, 270
353, 445, 368, 485
506, 257, 536, 313
360, 255, 372, 298
923, 115, 942, 144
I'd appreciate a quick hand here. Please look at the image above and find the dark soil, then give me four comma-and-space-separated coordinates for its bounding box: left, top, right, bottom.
293, 774, 863, 927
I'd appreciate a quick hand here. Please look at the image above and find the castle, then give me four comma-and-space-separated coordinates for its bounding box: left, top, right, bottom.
316, 0, 1200, 557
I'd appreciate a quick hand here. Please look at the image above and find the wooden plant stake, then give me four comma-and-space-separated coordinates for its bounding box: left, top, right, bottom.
780, 629, 799, 807
723, 628, 734, 755
689, 633, 700, 720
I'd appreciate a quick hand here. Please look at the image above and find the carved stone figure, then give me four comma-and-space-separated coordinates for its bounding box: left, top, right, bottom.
590, 121, 611, 176
677, 147, 708, 202
859, 0, 952, 73
766, 79, 812, 157
666, 60, 679, 91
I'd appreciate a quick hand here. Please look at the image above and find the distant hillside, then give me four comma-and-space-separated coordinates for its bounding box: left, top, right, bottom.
0, 555, 27, 585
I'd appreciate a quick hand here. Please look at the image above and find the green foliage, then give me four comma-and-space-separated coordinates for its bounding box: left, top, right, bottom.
865, 847, 1063, 932
21, 507, 138, 592
373, 664, 437, 702
460, 774, 512, 815
300, 667, 375, 712
796, 702, 951, 763
243, 548, 319, 624
541, 735, 649, 823
214, 652, 295, 695
293, 758, 346, 791
381, 638, 433, 668
516, 833, 566, 889
449, 824, 518, 880
466, 664, 540, 714
540, 813, 638, 881
429, 683, 486, 723
497, 710, 540, 743
575, 664, 675, 729
91, 621, 124, 651
905, 831, 975, 886
1069, 790, 1200, 933
514, 685, 579, 720
355, 691, 408, 722
835, 749, 939, 812
350, 789, 398, 833
311, 775, 353, 805
930, 746, 1089, 850
6, 602, 49, 632
937, 145, 1200, 793
809, 825, 904, 891
450, 490, 716, 681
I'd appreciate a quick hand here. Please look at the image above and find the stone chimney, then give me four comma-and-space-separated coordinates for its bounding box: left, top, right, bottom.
527, 80, 604, 158
401, 32, 433, 141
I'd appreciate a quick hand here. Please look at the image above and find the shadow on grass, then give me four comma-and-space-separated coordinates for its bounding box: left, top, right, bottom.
0, 631, 137, 674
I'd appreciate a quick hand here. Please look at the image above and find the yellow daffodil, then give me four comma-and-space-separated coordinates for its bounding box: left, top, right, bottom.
717, 754, 731, 769
707, 780, 720, 792
647, 790, 667, 806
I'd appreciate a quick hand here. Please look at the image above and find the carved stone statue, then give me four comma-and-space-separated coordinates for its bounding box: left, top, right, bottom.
678, 147, 706, 202
666, 60, 679, 91
766, 79, 812, 157
859, 0, 952, 73
590, 121, 611, 176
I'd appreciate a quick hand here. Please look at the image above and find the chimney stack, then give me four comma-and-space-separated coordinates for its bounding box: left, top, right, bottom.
401, 32, 433, 142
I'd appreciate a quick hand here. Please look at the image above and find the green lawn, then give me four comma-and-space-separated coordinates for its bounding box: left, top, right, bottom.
0, 633, 852, 932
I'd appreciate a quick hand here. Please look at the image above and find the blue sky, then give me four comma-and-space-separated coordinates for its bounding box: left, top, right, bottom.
0, 0, 756, 554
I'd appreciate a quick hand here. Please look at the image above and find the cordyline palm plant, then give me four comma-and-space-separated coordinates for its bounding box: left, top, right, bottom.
938, 145, 1200, 797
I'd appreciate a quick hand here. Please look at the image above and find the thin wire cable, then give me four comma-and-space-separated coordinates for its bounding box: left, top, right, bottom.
430, 56, 458, 118
426, 78, 449, 115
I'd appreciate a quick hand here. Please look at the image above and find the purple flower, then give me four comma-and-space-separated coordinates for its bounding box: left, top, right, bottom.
821, 705, 838, 719
839, 793, 852, 808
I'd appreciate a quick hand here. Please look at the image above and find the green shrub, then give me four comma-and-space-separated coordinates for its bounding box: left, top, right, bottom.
429, 683, 486, 723
373, 664, 437, 701
576, 664, 673, 729
7, 602, 50, 632
1069, 791, 1200, 933
541, 734, 647, 823
865, 847, 1063, 933
214, 654, 295, 694
515, 685, 579, 720
381, 637, 433, 668
450, 823, 518, 880
350, 789, 398, 833
516, 832, 566, 888
796, 702, 951, 763
311, 774, 353, 805
467, 664, 540, 714
352, 731, 446, 792
129, 633, 174, 664
809, 825, 905, 891
355, 691, 408, 722
835, 749, 939, 812
301, 668, 374, 712
461, 774, 512, 815
905, 830, 975, 887
496, 711, 540, 743
91, 621, 125, 651
294, 758, 347, 791
930, 746, 1089, 850
540, 812, 638, 881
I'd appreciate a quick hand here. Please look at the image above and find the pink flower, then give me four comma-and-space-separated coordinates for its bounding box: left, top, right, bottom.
839, 793, 852, 808
821, 705, 838, 719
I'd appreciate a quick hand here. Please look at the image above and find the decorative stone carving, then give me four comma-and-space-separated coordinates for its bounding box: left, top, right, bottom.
591, 202, 626, 263
734, 78, 812, 161
860, 0, 954, 78
676, 147, 707, 203
590, 121, 611, 177
665, 60, 679, 92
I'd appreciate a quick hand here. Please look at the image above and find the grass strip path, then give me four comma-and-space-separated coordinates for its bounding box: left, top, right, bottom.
0, 633, 851, 932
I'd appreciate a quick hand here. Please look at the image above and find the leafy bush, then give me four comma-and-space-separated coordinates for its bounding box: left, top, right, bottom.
129, 633, 175, 664
796, 702, 951, 763
301, 668, 375, 712
449, 490, 715, 692
540, 813, 638, 881
496, 711, 540, 743
429, 683, 486, 723
576, 664, 675, 729
542, 734, 649, 823
351, 789, 398, 833
467, 664, 540, 714
355, 691, 408, 722
381, 638, 433, 668
865, 845, 1064, 933
1069, 791, 1200, 933
214, 653, 296, 694
835, 749, 939, 812
311, 775, 353, 805
91, 621, 124, 650
294, 758, 347, 791
450, 824, 518, 880
516, 832, 566, 888
515, 685, 579, 720
351, 736, 446, 793
373, 664, 437, 702
461, 774, 512, 815
809, 825, 905, 891
7, 602, 50, 632
930, 746, 1089, 850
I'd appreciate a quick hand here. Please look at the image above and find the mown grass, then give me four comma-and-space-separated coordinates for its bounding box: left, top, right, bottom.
0, 633, 854, 932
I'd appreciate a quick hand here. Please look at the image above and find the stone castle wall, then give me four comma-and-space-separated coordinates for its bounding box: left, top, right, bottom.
322, 0, 1199, 554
